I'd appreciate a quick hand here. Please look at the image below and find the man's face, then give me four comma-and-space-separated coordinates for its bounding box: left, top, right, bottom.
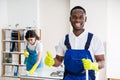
70, 9, 87, 31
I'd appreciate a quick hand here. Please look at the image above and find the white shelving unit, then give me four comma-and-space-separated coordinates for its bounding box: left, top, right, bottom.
1, 28, 26, 77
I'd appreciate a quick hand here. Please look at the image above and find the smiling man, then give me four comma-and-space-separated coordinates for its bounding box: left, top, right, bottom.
45, 6, 105, 80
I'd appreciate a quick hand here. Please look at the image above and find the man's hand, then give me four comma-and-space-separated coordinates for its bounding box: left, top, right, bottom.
82, 58, 99, 71
24, 49, 29, 58
29, 64, 38, 74
44, 51, 55, 67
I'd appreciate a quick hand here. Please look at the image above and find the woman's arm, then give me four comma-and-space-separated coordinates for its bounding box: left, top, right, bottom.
35, 51, 41, 65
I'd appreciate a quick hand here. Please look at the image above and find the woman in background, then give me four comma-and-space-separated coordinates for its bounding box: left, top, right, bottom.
24, 30, 43, 74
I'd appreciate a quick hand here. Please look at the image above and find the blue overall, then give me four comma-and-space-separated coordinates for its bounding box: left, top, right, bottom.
63, 33, 95, 80
26, 44, 43, 71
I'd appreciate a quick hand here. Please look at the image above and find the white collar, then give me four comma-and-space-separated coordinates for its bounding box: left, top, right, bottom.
71, 30, 88, 39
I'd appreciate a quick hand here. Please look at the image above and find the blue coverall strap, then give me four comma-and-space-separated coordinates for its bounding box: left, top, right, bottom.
85, 32, 93, 50
64, 34, 71, 49
63, 32, 95, 80
26, 43, 29, 51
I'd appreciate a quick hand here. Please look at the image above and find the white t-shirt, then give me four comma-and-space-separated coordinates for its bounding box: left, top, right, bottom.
26, 40, 43, 54
56, 31, 105, 61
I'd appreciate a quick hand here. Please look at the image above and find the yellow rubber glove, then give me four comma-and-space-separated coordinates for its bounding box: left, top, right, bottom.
29, 64, 38, 74
82, 58, 99, 71
24, 49, 29, 58
44, 51, 55, 67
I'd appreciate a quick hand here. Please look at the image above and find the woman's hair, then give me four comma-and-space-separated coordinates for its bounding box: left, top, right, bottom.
25, 30, 39, 40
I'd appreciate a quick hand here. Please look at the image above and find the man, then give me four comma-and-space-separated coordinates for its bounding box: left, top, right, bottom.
45, 6, 105, 80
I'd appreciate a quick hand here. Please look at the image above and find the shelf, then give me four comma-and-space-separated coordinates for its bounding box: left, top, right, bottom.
2, 40, 25, 42
3, 51, 24, 54
3, 28, 26, 31
3, 63, 26, 66
3, 63, 19, 66
1, 28, 26, 77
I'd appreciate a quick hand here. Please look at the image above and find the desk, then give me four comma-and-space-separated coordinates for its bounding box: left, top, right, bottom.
20, 67, 63, 80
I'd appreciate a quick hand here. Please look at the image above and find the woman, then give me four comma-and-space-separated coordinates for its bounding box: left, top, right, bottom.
24, 30, 43, 74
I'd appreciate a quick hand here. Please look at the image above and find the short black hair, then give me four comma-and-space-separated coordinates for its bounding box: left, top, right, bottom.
70, 6, 86, 16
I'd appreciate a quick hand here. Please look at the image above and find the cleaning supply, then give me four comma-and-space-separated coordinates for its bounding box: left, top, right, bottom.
24, 49, 29, 64
82, 58, 99, 80
44, 51, 54, 67
29, 63, 38, 74
82, 58, 99, 71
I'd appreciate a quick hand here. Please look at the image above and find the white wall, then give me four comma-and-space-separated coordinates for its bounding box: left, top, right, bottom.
40, 0, 70, 57
70, 0, 107, 80
106, 0, 120, 79
0, 0, 8, 27
0, 0, 8, 76
7, 0, 37, 28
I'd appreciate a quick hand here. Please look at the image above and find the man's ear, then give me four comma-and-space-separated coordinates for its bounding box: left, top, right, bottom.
85, 16, 87, 22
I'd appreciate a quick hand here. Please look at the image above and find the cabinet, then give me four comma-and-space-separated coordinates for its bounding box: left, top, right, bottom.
1, 28, 41, 77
